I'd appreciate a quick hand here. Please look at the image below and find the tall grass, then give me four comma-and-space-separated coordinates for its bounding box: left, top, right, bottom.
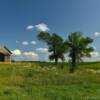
0, 62, 100, 99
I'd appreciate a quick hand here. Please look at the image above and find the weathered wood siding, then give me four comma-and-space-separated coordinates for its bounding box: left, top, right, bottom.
4, 55, 11, 62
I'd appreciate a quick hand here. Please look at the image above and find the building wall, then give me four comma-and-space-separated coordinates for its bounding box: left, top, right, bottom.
0, 52, 11, 62
4, 55, 11, 62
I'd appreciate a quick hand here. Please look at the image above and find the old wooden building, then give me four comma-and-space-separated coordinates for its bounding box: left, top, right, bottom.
0, 46, 12, 62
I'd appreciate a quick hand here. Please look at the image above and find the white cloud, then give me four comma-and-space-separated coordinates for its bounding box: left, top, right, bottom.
35, 23, 50, 32
22, 41, 36, 45
94, 32, 100, 36
12, 49, 38, 61
27, 25, 34, 30
82, 51, 100, 62
23, 51, 38, 60
90, 51, 100, 57
22, 41, 29, 45
31, 41, 37, 45
83, 56, 100, 62
36, 48, 48, 53
12, 49, 22, 56
27, 23, 50, 32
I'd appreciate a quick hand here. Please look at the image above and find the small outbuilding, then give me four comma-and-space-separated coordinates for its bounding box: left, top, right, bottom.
0, 46, 12, 62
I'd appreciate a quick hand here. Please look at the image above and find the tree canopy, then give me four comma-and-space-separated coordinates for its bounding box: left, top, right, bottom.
38, 32, 67, 64
65, 32, 94, 73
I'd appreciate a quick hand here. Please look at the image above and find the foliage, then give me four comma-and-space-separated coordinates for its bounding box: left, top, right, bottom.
38, 32, 67, 64
65, 32, 94, 73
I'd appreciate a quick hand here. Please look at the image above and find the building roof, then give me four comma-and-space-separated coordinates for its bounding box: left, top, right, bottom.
0, 46, 12, 55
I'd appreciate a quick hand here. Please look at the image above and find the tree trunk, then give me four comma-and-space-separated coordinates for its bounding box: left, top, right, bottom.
53, 45, 58, 65
69, 52, 76, 73
55, 57, 58, 65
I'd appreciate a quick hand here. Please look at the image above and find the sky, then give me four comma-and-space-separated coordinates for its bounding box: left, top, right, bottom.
0, 0, 100, 61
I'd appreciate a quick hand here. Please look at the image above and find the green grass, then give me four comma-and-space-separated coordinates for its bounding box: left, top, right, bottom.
0, 62, 100, 100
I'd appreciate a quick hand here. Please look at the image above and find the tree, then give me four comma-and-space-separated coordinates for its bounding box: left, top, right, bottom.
65, 32, 94, 73
38, 32, 67, 64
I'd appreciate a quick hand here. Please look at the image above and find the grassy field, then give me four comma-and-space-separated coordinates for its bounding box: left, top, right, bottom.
0, 62, 100, 100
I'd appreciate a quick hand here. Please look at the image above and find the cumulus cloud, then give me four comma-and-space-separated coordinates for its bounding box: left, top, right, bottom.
27, 23, 50, 32
94, 32, 100, 36
22, 41, 37, 45
23, 51, 38, 59
22, 41, 29, 45
83, 56, 100, 62
36, 48, 48, 53
35, 23, 50, 32
12, 49, 22, 56
12, 49, 38, 61
31, 41, 37, 45
27, 25, 34, 30
90, 51, 100, 57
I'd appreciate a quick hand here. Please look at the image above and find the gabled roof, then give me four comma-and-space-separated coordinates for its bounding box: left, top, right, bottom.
0, 46, 12, 55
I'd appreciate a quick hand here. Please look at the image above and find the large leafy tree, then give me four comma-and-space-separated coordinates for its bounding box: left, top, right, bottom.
38, 32, 67, 64
65, 32, 94, 73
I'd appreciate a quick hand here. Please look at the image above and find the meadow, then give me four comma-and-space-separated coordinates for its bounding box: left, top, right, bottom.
0, 62, 100, 100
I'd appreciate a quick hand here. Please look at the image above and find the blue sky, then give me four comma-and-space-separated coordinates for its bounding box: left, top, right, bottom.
0, 0, 100, 61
